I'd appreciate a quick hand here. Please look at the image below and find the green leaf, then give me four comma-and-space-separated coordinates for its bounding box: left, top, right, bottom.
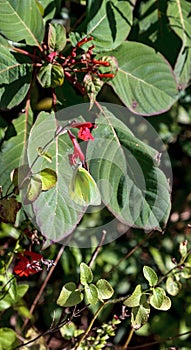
37, 63, 64, 88
0, 45, 33, 109
166, 276, 181, 296
60, 322, 77, 340
84, 283, 99, 305
24, 174, 42, 204
85, 0, 134, 51
80, 263, 93, 285
48, 23, 66, 52
109, 41, 178, 115
149, 287, 164, 309
168, 0, 191, 88
15, 284, 29, 300
38, 168, 57, 191
124, 284, 142, 307
57, 282, 83, 307
168, 0, 191, 48
150, 287, 171, 310
25, 112, 85, 242
96, 279, 114, 300
0, 328, 17, 349
0, 0, 44, 48
131, 296, 150, 330
0, 277, 28, 311
179, 241, 188, 259
143, 266, 158, 287
87, 108, 171, 231
0, 111, 33, 193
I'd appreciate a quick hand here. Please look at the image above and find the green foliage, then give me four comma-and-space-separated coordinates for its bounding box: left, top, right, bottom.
57, 263, 113, 308
0, 1, 191, 349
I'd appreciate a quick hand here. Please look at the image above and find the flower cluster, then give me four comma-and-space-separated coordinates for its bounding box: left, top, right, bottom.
14, 250, 55, 277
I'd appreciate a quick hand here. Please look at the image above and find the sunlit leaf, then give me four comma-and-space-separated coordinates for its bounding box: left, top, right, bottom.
96, 279, 114, 300
38, 168, 57, 191
150, 287, 171, 310
0, 328, 17, 349
143, 266, 158, 287
57, 282, 83, 307
166, 276, 181, 296
84, 284, 99, 305
80, 263, 93, 285
124, 284, 142, 307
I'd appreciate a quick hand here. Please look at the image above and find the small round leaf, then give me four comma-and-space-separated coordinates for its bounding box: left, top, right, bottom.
124, 284, 142, 307
57, 282, 83, 307
96, 279, 114, 300
143, 266, 158, 287
85, 284, 99, 305
80, 263, 93, 285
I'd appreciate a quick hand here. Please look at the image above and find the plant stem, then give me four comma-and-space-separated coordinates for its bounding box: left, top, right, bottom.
88, 229, 107, 268
74, 302, 105, 349
122, 327, 134, 349
74, 296, 127, 349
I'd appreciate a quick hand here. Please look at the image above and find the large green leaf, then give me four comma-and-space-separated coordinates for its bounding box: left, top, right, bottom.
0, 0, 44, 48
0, 44, 32, 108
25, 112, 86, 242
87, 107, 171, 231
108, 41, 178, 115
84, 0, 133, 51
168, 0, 191, 88
0, 110, 33, 193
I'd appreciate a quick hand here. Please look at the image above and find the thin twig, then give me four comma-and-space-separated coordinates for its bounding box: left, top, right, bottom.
121, 327, 134, 349
74, 297, 127, 350
87, 230, 107, 268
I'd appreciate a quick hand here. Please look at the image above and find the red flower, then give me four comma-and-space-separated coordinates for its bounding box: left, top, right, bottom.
68, 130, 85, 165
14, 250, 43, 277
71, 122, 94, 141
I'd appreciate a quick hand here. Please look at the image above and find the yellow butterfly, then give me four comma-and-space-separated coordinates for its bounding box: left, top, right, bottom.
70, 166, 101, 207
